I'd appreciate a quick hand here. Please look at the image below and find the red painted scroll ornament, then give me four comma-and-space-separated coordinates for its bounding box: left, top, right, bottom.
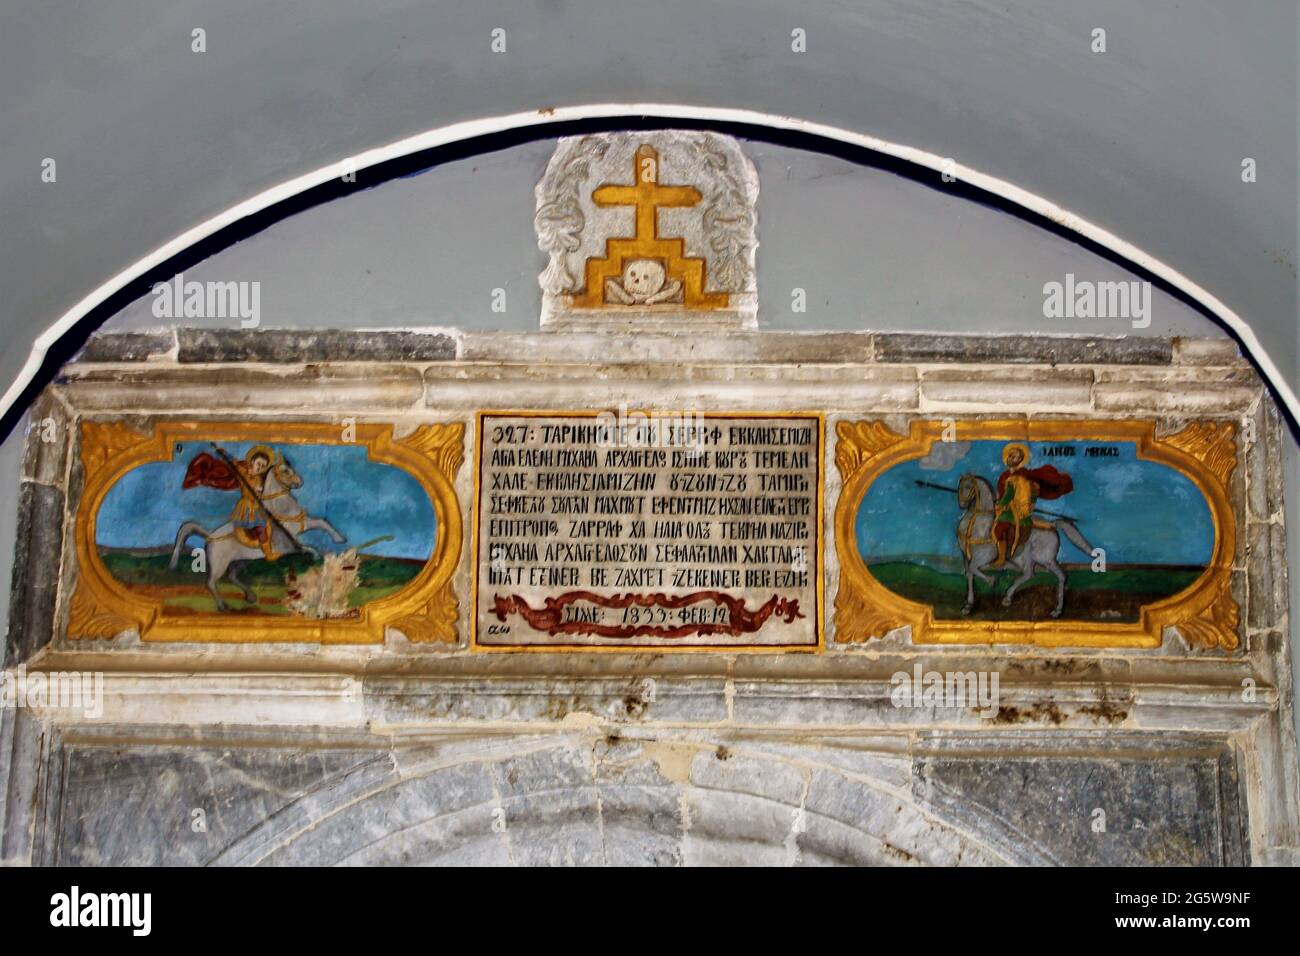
492, 590, 804, 640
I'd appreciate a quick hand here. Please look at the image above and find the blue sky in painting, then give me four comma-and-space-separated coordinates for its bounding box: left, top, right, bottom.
96, 441, 435, 559
856, 440, 1213, 567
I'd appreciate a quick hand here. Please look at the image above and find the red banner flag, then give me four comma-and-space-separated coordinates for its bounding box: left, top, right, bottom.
182, 452, 240, 491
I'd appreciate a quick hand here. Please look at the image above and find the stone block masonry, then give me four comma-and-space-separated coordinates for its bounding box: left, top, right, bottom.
0, 328, 1292, 867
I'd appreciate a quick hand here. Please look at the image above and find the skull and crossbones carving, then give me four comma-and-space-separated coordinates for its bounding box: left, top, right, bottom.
604, 259, 683, 305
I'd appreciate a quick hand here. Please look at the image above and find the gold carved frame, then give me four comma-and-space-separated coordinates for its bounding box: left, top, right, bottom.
69, 420, 464, 644
833, 419, 1238, 649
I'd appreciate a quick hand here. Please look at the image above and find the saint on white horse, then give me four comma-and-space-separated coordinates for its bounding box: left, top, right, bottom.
953, 442, 1093, 618
168, 444, 345, 611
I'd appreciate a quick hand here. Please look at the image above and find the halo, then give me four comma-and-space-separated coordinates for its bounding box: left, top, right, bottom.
1001, 442, 1031, 466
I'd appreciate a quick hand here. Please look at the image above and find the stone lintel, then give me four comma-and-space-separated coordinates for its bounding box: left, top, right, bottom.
72, 329, 1252, 372
877, 332, 1176, 366
13, 671, 1275, 735
76, 328, 460, 364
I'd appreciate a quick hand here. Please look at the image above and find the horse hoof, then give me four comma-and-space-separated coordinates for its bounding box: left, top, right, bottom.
1050, 609, 1063, 619
960, 605, 973, 616
1001, 597, 1013, 608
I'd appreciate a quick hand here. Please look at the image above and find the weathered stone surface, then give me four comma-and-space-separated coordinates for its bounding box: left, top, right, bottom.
297, 763, 503, 867
18, 396, 69, 487
61, 365, 424, 410
593, 739, 684, 866
175, 328, 457, 363
878, 333, 1172, 366
919, 367, 1093, 407
1246, 520, 1277, 631
0, 709, 42, 865
27, 730, 1258, 867
1245, 409, 1272, 521
1268, 522, 1289, 626
913, 744, 1247, 866
1263, 400, 1287, 518
463, 331, 875, 364
802, 766, 1001, 866
682, 789, 797, 866
1172, 337, 1244, 366
364, 677, 730, 726
77, 330, 175, 363
1093, 368, 1259, 413
690, 749, 805, 805
5, 481, 64, 667
255, 758, 505, 867
493, 746, 607, 866
738, 739, 913, 792
51, 745, 378, 865
422, 362, 920, 410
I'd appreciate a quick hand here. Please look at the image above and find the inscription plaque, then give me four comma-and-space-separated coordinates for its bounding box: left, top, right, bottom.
474, 411, 822, 649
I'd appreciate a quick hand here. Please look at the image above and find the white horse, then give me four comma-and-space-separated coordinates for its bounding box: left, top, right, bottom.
954, 473, 1094, 618
168, 457, 346, 611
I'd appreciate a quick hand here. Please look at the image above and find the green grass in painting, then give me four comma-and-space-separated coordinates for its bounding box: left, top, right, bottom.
866, 560, 1204, 622
99, 549, 424, 616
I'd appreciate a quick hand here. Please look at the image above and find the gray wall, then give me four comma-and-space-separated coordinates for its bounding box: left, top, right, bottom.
0, 0, 1294, 414
102, 139, 1223, 338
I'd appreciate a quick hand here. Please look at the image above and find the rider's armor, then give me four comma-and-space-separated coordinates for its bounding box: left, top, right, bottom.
230, 461, 279, 561
990, 443, 1074, 566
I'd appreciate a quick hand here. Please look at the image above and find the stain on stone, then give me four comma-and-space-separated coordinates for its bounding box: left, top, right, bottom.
1043, 659, 1096, 675
1079, 700, 1129, 725
881, 841, 916, 864
1007, 659, 1103, 678
640, 741, 696, 784
992, 701, 1066, 725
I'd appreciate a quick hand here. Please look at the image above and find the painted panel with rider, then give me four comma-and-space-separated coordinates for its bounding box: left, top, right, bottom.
106, 440, 430, 615
834, 420, 1237, 648
860, 437, 1210, 621
69, 421, 464, 644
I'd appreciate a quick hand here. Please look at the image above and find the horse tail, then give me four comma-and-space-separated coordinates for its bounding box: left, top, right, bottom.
169, 521, 208, 570
1053, 519, 1093, 556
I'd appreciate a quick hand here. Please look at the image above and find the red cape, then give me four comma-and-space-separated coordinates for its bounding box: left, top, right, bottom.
182, 452, 241, 491
997, 464, 1073, 500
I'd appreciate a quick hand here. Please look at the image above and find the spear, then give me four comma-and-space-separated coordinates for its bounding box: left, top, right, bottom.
913, 479, 1080, 522
209, 442, 311, 556
350, 535, 394, 555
